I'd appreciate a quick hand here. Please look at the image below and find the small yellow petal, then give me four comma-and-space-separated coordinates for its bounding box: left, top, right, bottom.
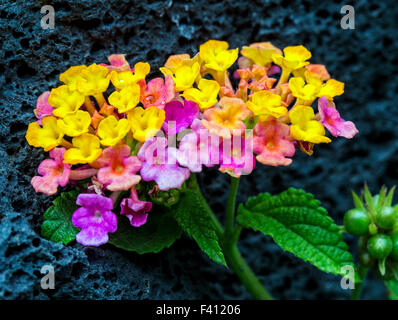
182, 78, 220, 110
247, 90, 287, 118
64, 133, 102, 164
318, 79, 344, 99
97, 116, 130, 146
59, 65, 87, 91
57, 110, 91, 137
48, 85, 85, 118
290, 105, 331, 144
26, 116, 64, 151
108, 83, 140, 113
241, 42, 282, 67
77, 63, 110, 96
127, 106, 165, 142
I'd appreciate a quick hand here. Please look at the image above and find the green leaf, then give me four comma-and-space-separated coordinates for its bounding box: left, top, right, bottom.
109, 205, 182, 254
386, 280, 398, 300
376, 185, 386, 209
237, 188, 354, 276
364, 183, 376, 212
385, 186, 396, 207
41, 190, 80, 245
172, 189, 226, 266
352, 190, 365, 210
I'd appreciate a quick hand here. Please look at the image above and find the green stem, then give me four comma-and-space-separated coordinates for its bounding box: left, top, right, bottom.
222, 176, 273, 300
190, 174, 272, 299
351, 264, 368, 300
225, 177, 240, 240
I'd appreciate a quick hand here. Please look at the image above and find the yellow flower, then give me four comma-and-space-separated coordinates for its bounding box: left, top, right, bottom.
247, 90, 288, 119
293, 64, 330, 81
59, 65, 87, 91
132, 61, 150, 81
290, 105, 331, 143
26, 116, 64, 151
318, 79, 344, 100
48, 85, 85, 118
182, 78, 220, 110
97, 115, 130, 146
127, 106, 165, 142
164, 54, 193, 73
199, 40, 238, 72
241, 42, 282, 67
64, 133, 102, 164
272, 45, 312, 72
57, 110, 91, 137
160, 62, 200, 91
77, 63, 110, 96
110, 62, 150, 90
108, 83, 140, 113
288, 75, 322, 104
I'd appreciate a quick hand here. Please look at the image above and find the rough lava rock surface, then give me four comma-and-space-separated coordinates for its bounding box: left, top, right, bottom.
0, 0, 397, 299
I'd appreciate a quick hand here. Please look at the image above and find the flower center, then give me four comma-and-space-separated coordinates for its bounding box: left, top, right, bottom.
266, 141, 275, 149
94, 210, 102, 218
113, 164, 124, 173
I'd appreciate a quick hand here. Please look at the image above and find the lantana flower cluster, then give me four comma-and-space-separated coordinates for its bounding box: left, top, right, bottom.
26, 40, 358, 247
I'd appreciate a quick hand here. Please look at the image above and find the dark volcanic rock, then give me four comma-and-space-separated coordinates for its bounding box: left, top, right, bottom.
0, 0, 396, 299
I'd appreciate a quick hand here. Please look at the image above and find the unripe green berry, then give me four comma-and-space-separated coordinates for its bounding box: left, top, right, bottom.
376, 206, 397, 229
367, 234, 393, 259
344, 209, 371, 236
369, 223, 378, 235
390, 233, 398, 261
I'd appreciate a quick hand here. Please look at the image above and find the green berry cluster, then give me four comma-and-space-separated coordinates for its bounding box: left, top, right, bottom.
344, 185, 398, 280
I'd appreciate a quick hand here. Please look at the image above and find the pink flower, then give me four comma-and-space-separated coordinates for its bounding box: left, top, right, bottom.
138, 137, 190, 190
318, 96, 358, 139
253, 119, 295, 166
177, 119, 221, 172
97, 144, 142, 191
31, 147, 71, 195
72, 193, 117, 246
162, 100, 199, 135
34, 91, 54, 125
140, 75, 175, 109
120, 187, 152, 227
219, 136, 255, 178
100, 54, 131, 72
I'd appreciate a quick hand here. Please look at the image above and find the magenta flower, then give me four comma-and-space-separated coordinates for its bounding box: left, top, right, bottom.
219, 136, 255, 178
34, 91, 54, 125
72, 193, 117, 247
120, 187, 152, 227
318, 96, 358, 139
162, 100, 199, 135
267, 64, 281, 76
31, 147, 71, 195
138, 137, 190, 190
177, 119, 221, 172
97, 144, 142, 191
140, 75, 175, 109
